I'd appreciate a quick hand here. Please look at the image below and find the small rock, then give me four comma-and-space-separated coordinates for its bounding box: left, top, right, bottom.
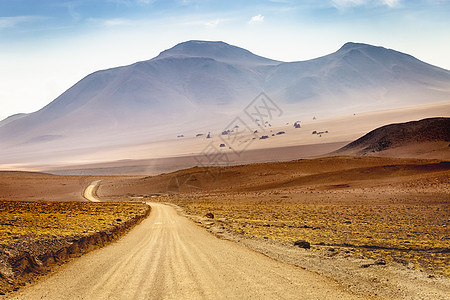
294, 240, 311, 249
205, 212, 214, 219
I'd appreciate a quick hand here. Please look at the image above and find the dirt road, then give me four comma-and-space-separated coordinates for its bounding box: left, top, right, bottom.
8, 203, 367, 299
83, 180, 101, 202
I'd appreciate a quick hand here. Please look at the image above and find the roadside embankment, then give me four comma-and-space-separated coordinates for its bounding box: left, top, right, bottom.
0, 201, 150, 295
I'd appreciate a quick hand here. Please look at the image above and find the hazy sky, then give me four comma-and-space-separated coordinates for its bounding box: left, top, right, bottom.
1, 0, 449, 120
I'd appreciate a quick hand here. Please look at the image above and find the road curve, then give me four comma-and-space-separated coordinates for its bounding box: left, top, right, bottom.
7, 203, 366, 300
83, 180, 101, 202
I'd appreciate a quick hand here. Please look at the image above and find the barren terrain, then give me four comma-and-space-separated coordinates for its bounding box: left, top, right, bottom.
3, 102, 449, 174
0, 172, 108, 202
0, 175, 149, 294
6, 203, 367, 300
0, 154, 449, 298
97, 156, 450, 298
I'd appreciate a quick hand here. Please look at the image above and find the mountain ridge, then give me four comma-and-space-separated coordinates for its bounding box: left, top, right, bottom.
1, 40, 450, 166
154, 40, 281, 66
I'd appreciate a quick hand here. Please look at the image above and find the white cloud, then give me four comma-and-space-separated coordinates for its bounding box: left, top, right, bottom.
107, 0, 133, 6
137, 0, 154, 4
331, 0, 401, 9
181, 18, 230, 29
382, 0, 400, 7
204, 19, 222, 28
66, 3, 81, 22
104, 18, 128, 26
331, 0, 366, 8
248, 14, 264, 24
0, 16, 42, 30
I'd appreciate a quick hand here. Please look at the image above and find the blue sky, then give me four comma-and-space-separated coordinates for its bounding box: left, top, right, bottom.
1, 0, 449, 120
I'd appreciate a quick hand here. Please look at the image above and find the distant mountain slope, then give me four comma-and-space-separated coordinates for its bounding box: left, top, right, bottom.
0, 113, 27, 128
1, 40, 450, 165
267, 42, 450, 110
156, 40, 280, 66
336, 118, 450, 159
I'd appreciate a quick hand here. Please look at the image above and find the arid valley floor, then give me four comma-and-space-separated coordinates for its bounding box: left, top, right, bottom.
1, 153, 449, 299
0, 112, 449, 299
2, 4, 450, 297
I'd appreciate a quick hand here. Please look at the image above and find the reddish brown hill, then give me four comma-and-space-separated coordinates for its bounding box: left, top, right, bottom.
98, 156, 450, 197
335, 117, 450, 159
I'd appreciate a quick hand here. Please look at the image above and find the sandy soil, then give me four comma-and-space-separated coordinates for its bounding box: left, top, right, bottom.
0, 172, 137, 202
83, 180, 101, 202
3, 101, 449, 174
6, 203, 366, 300
0, 200, 150, 295
44, 141, 349, 175
1, 155, 448, 298
177, 204, 450, 300
96, 156, 449, 299
97, 156, 449, 196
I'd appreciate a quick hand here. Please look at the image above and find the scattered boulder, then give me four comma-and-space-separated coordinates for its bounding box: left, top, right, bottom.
219, 144, 225, 148
312, 130, 328, 135
293, 240, 311, 249
260, 135, 269, 140
361, 259, 387, 268
205, 212, 214, 219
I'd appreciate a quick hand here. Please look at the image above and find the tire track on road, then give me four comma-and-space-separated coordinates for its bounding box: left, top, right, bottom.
8, 203, 367, 299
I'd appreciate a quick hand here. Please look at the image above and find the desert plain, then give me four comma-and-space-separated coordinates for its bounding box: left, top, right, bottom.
0, 103, 449, 299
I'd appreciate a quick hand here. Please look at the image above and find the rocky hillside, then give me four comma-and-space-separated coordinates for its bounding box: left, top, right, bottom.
336, 117, 450, 156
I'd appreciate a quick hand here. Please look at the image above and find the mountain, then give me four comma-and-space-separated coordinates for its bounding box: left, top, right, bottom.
0, 41, 279, 148
0, 113, 27, 128
1, 40, 450, 166
335, 117, 450, 159
156, 40, 280, 66
268, 42, 450, 112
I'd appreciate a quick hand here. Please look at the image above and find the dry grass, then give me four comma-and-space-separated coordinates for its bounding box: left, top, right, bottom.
0, 200, 149, 246
162, 189, 449, 276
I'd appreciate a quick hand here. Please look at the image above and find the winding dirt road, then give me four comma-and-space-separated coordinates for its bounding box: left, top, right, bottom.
8, 203, 367, 299
83, 180, 101, 202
